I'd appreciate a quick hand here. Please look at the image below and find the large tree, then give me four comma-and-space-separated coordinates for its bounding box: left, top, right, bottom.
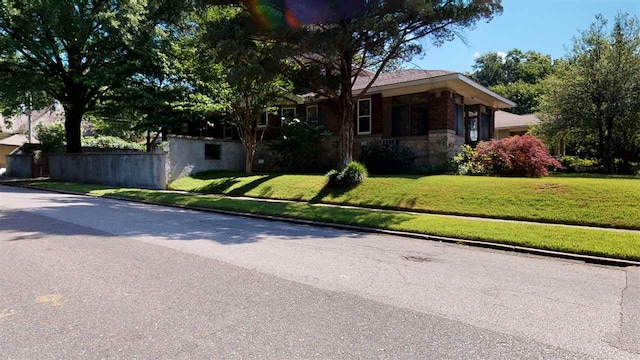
0, 0, 189, 152
235, 0, 502, 169
196, 5, 293, 174
470, 49, 553, 114
537, 14, 640, 174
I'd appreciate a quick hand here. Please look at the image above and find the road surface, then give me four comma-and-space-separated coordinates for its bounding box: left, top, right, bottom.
1, 185, 638, 359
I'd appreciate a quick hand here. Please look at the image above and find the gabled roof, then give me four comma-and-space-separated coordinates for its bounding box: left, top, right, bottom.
0, 134, 38, 146
495, 111, 540, 129
353, 69, 454, 92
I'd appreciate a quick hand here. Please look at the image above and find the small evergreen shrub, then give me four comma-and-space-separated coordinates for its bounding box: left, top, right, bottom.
325, 169, 340, 187
326, 161, 368, 188
475, 135, 563, 177
363, 141, 416, 174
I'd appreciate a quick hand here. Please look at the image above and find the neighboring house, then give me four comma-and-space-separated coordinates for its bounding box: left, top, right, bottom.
494, 111, 540, 139
169, 69, 516, 175
0, 134, 38, 169
0, 105, 65, 136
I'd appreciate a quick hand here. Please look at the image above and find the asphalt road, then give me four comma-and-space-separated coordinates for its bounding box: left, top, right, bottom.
1, 185, 639, 359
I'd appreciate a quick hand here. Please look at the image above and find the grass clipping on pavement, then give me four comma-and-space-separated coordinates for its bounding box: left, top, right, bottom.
24, 181, 640, 262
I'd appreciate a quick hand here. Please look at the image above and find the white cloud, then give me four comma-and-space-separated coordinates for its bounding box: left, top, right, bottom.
472, 51, 481, 59
497, 51, 507, 63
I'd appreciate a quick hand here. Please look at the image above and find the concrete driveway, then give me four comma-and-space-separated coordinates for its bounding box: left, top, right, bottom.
0, 185, 638, 359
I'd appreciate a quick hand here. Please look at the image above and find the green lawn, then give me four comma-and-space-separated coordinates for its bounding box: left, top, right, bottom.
169, 171, 640, 229
21, 181, 640, 261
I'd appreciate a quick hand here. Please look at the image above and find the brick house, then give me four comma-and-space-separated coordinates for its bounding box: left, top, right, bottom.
254, 69, 515, 168
169, 69, 515, 175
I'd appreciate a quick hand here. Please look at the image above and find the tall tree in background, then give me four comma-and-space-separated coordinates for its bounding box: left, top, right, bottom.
236, 0, 502, 169
537, 14, 640, 174
471, 49, 553, 114
0, 0, 189, 152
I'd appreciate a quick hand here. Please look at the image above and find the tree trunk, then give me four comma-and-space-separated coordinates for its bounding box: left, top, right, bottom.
604, 117, 615, 174
337, 45, 354, 170
245, 150, 254, 175
64, 105, 83, 153
338, 94, 354, 170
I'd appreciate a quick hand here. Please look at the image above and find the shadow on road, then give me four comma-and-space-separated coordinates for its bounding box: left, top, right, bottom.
0, 186, 369, 245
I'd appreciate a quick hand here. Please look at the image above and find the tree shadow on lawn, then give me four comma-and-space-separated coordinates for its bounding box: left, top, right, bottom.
191, 172, 282, 197
308, 182, 419, 210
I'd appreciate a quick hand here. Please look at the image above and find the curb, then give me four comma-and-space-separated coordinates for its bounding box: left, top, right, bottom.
4, 182, 640, 268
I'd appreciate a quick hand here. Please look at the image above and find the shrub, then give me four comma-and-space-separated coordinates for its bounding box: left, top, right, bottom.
475, 135, 563, 177
362, 141, 416, 174
325, 169, 340, 187
35, 122, 66, 153
82, 135, 145, 151
269, 118, 332, 173
558, 156, 602, 173
452, 144, 487, 176
326, 161, 368, 188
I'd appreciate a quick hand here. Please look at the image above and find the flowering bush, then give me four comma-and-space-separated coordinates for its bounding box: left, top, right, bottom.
475, 135, 563, 177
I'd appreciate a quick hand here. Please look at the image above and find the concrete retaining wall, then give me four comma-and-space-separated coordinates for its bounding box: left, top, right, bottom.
48, 152, 167, 189
166, 136, 245, 181
6, 154, 33, 178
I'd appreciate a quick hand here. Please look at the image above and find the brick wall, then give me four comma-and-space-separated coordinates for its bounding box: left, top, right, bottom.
428, 91, 455, 131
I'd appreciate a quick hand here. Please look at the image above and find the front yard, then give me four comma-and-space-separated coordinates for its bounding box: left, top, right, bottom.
169, 172, 640, 230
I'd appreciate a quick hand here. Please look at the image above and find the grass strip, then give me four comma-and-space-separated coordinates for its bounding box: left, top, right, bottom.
168, 172, 640, 230
21, 181, 640, 262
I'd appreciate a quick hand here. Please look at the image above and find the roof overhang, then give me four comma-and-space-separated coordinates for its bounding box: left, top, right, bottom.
360, 73, 516, 109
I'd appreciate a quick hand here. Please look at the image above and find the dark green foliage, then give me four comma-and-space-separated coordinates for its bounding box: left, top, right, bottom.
537, 14, 640, 174
34, 123, 65, 153
0, 0, 192, 152
470, 49, 553, 115
558, 156, 602, 173
82, 136, 145, 151
269, 118, 332, 173
326, 161, 368, 188
362, 142, 416, 175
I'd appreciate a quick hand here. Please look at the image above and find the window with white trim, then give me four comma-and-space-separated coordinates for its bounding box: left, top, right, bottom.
357, 99, 371, 135
259, 111, 268, 128
281, 107, 296, 125
306, 105, 318, 122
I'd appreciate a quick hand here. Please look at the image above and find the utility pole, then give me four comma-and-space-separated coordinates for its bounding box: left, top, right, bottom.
27, 92, 33, 143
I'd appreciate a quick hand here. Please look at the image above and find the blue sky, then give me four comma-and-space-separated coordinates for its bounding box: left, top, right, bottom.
410, 0, 640, 73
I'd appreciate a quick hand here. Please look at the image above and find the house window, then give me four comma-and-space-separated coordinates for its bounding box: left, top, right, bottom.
204, 144, 221, 160
259, 111, 269, 128
357, 99, 371, 135
455, 95, 464, 136
306, 105, 318, 122
281, 107, 296, 125
391, 93, 428, 137
480, 112, 491, 141
223, 125, 234, 139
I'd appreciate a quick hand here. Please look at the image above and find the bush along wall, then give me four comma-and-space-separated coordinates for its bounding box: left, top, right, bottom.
362, 141, 416, 175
